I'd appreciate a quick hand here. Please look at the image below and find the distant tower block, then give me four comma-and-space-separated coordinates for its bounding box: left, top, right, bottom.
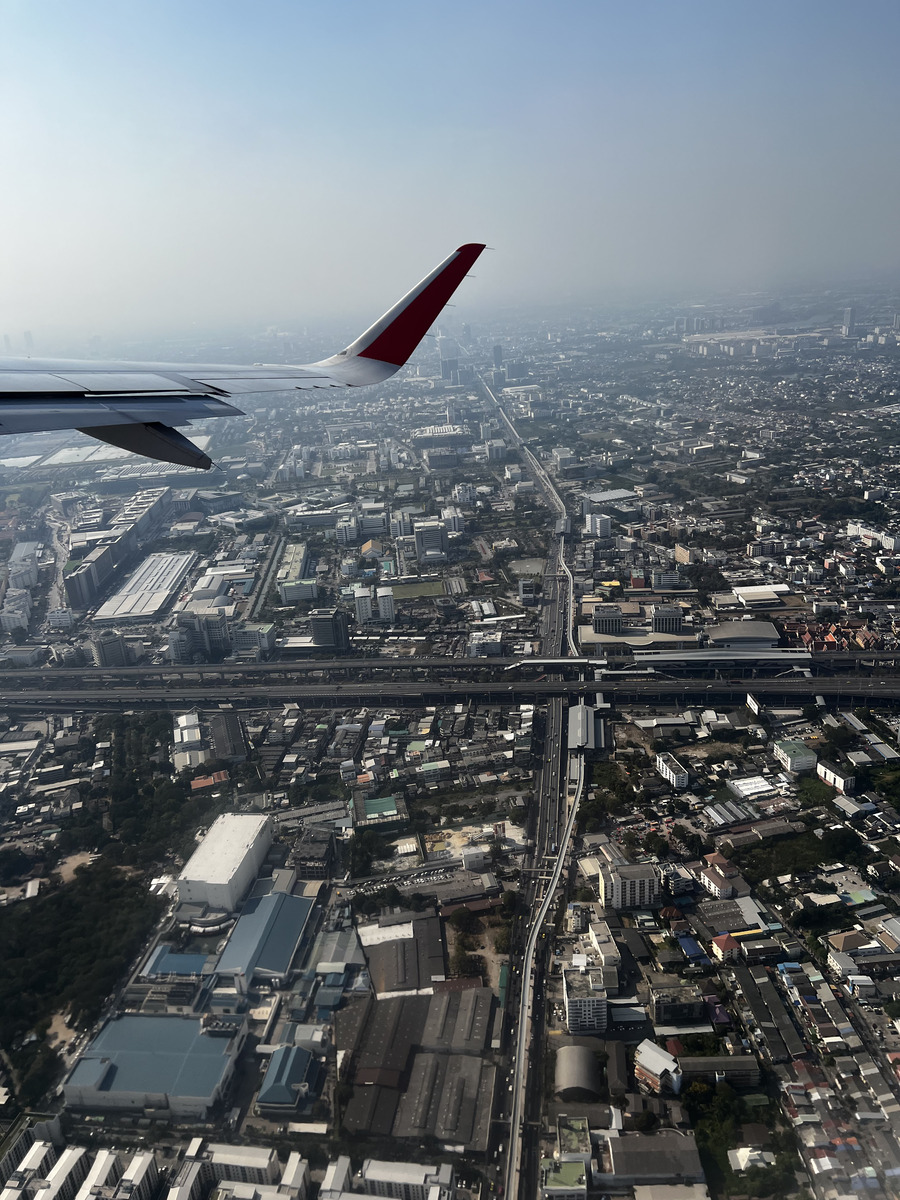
353, 585, 373, 624
493, 344, 503, 368
377, 587, 395, 622
309, 607, 350, 652
23, 330, 34, 352
842, 306, 856, 338
651, 604, 683, 634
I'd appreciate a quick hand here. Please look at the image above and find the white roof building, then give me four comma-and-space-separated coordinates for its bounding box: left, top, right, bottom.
177, 814, 272, 911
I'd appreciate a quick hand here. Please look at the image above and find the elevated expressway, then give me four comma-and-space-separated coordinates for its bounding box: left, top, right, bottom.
4, 674, 900, 712
480, 369, 589, 1199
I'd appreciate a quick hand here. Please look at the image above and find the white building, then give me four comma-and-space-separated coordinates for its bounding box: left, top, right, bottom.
773, 740, 816, 773
358, 1161, 454, 1200
354, 585, 374, 623
817, 760, 855, 794
276, 543, 310, 603
563, 969, 608, 1033
390, 510, 414, 538
184, 1141, 279, 1185
588, 918, 620, 967
699, 866, 734, 899
440, 506, 465, 533
177, 814, 272, 911
376, 587, 395, 622
584, 512, 611, 538
599, 864, 660, 910
232, 622, 277, 657
73, 1152, 122, 1200
655, 752, 689, 790
413, 520, 448, 563
335, 516, 359, 545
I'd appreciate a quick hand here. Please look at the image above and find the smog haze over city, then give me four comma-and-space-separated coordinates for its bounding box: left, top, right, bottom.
2, 0, 900, 342
9, 5, 900, 1200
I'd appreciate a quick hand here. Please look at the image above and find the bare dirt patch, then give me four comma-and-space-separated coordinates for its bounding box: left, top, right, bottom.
56, 852, 93, 882
46, 1011, 75, 1050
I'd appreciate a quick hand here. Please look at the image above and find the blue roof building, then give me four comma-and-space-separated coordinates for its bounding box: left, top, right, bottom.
63, 1014, 245, 1119
216, 893, 314, 986
256, 1046, 322, 1114
143, 945, 211, 978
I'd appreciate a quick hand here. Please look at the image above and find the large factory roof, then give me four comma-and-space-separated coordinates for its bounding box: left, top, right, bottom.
216, 893, 314, 980
94, 551, 196, 622
179, 814, 270, 888
66, 1014, 234, 1101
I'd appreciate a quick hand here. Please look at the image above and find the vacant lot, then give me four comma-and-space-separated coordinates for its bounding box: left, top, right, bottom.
392, 580, 446, 599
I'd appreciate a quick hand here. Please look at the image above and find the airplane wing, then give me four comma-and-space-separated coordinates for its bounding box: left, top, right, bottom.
0, 242, 485, 469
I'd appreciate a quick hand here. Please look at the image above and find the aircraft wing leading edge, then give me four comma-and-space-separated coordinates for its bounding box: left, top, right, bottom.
0, 242, 485, 469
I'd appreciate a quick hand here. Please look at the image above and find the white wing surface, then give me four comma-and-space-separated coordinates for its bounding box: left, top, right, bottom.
0, 242, 485, 468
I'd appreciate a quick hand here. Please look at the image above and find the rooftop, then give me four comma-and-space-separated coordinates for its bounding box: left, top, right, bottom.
179, 814, 270, 889
216, 892, 314, 980
65, 1014, 237, 1101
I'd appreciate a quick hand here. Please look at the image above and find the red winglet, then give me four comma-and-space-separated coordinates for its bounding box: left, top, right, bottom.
354, 243, 485, 367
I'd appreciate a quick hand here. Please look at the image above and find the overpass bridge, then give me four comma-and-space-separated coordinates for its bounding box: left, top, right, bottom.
3, 674, 900, 712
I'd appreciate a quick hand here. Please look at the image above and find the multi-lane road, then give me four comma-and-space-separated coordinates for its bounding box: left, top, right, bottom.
6, 673, 900, 712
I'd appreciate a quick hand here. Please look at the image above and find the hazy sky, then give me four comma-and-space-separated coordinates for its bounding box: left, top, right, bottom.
2, 0, 900, 343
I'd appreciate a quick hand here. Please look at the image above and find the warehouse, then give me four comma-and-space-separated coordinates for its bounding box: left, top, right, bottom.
215, 893, 314, 987
94, 551, 196, 622
256, 1046, 323, 1116
177, 814, 272, 912
64, 1014, 245, 1118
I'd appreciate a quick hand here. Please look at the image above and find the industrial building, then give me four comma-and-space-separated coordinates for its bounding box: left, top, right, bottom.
215, 893, 314, 987
63, 1014, 246, 1118
256, 1046, 323, 1115
554, 1045, 604, 1101
276, 543, 311, 604
336, 989, 496, 1153
94, 551, 196, 623
177, 814, 272, 912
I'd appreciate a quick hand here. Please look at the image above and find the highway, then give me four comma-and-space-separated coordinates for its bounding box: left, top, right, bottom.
7, 674, 900, 712
480, 369, 591, 1199
505, 750, 584, 1200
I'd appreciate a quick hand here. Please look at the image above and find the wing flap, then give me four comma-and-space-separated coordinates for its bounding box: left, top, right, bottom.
191, 372, 341, 393
0, 395, 243, 435
80, 422, 212, 469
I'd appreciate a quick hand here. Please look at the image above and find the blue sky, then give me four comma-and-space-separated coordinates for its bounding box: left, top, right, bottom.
1, 0, 899, 340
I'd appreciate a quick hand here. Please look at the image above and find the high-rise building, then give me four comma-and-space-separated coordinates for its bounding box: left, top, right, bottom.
584, 512, 611, 538
842, 306, 856, 337
492, 344, 503, 368
376, 587, 395, 622
309, 607, 350, 652
599, 863, 660, 909
175, 606, 232, 658
592, 604, 623, 634
518, 579, 538, 606
651, 604, 683, 633
437, 336, 459, 381
354, 585, 373, 624
414, 520, 449, 563
440, 506, 464, 533
390, 510, 414, 538
563, 970, 608, 1034
91, 629, 130, 668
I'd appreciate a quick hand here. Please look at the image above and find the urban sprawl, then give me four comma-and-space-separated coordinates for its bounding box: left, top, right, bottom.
5, 290, 900, 1200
